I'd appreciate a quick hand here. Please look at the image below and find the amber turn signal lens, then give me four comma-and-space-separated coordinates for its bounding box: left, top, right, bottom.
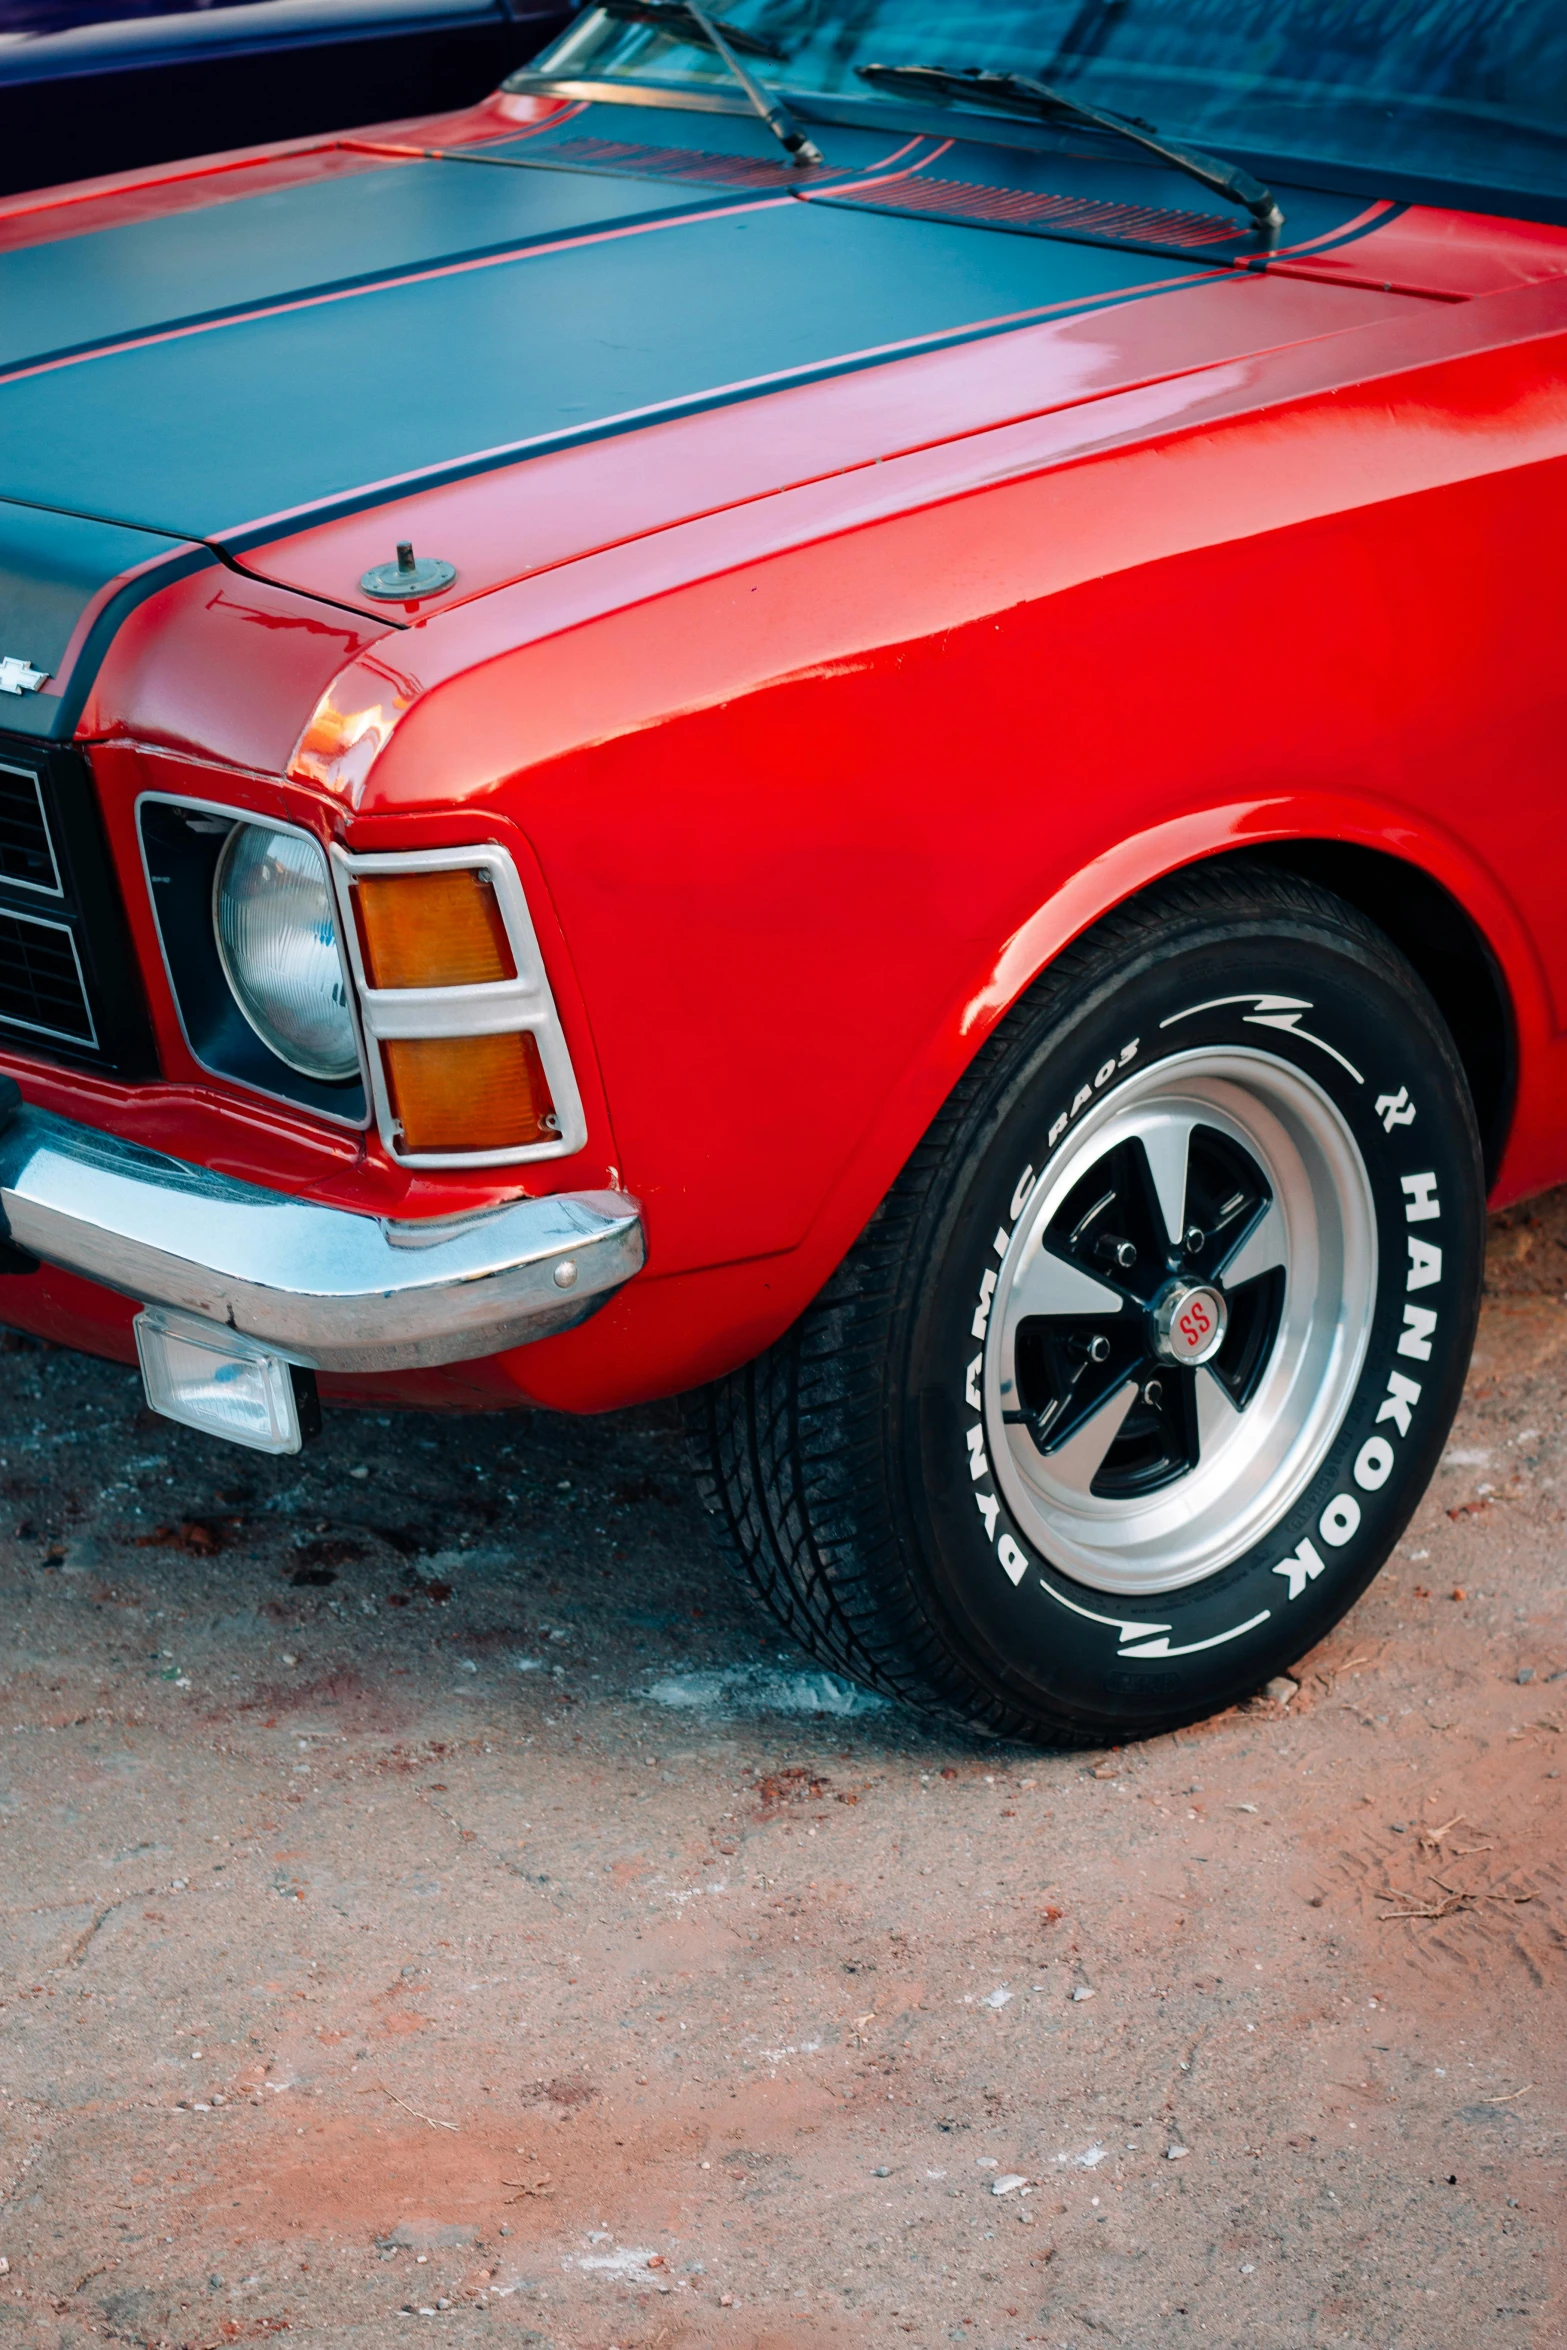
381, 1031, 557, 1154
354, 867, 517, 989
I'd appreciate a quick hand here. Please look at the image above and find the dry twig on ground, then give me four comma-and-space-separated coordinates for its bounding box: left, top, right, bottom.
1379, 1875, 1534, 1922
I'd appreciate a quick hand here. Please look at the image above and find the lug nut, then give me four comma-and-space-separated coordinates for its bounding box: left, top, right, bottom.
1070, 1332, 1113, 1365
1095, 1235, 1137, 1269
1184, 1225, 1206, 1254
1142, 1377, 1163, 1408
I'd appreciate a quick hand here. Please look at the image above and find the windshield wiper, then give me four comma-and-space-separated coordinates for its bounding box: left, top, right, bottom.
855, 62, 1283, 243
598, 0, 784, 63
598, 0, 825, 166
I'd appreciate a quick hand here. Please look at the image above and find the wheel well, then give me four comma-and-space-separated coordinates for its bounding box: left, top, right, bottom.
1217, 841, 1516, 1187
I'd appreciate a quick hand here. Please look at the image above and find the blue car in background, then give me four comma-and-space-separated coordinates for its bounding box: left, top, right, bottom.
0, 0, 568, 193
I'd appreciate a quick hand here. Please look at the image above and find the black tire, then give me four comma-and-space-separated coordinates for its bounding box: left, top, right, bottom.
685, 863, 1486, 1746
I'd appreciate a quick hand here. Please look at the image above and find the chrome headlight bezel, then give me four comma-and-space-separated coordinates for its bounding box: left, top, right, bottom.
137, 795, 370, 1127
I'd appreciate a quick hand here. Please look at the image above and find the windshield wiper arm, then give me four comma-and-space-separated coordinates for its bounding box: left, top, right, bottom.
598, 0, 825, 166
855, 62, 1283, 243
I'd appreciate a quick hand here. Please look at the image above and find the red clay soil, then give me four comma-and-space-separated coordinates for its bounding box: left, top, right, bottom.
0, 1197, 1560, 2348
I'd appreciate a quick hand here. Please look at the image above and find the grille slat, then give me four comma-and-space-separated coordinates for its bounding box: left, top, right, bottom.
0, 907, 94, 1045
0, 762, 61, 895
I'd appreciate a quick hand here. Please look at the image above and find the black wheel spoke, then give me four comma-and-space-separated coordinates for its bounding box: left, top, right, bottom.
1040, 1133, 1178, 1304
1206, 1265, 1285, 1409
1009, 1312, 1142, 1452
1181, 1126, 1274, 1279
1089, 1363, 1200, 1498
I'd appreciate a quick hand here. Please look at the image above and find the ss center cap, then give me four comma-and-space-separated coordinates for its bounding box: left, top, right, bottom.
1151, 1279, 1228, 1367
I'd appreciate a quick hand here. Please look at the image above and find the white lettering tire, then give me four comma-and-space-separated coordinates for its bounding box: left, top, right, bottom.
686, 866, 1484, 1746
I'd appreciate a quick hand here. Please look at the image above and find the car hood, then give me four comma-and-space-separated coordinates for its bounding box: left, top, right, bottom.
5, 96, 1565, 739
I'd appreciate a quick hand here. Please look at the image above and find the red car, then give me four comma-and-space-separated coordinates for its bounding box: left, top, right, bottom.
1, 0, 1562, 1746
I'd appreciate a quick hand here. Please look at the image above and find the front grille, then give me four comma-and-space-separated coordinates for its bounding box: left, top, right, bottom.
0, 735, 156, 1078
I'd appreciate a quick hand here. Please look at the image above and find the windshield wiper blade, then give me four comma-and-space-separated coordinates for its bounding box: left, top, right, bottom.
597, 0, 784, 63
855, 61, 1283, 243
598, 0, 825, 166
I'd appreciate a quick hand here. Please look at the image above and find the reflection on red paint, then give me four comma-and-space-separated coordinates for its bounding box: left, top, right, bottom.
0, 95, 1562, 1422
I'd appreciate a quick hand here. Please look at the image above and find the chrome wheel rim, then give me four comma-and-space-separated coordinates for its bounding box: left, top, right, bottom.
984, 1047, 1377, 1598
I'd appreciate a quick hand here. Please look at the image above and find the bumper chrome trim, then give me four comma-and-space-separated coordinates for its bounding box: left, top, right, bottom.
0, 1106, 644, 1373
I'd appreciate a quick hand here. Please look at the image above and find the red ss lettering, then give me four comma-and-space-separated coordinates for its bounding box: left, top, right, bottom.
1178, 1301, 1211, 1345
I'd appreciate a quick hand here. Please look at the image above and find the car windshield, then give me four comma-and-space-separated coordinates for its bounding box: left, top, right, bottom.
529, 1, 1567, 211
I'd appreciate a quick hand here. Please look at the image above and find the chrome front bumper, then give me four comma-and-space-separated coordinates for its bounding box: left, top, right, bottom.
0, 1105, 644, 1374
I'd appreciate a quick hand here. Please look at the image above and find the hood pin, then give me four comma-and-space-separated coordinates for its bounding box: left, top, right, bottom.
359, 541, 457, 600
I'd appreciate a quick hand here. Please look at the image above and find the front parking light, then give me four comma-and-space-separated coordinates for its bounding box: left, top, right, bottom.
353, 864, 516, 988
380, 1030, 559, 1154
331, 842, 586, 1167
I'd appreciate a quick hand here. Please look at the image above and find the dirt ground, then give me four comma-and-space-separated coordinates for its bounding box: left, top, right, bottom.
0, 1193, 1561, 2350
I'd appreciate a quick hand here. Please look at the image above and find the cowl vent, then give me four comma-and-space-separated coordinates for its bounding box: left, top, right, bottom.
819, 171, 1241, 250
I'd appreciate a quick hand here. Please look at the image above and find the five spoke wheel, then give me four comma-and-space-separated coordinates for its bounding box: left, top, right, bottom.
987, 1050, 1376, 1597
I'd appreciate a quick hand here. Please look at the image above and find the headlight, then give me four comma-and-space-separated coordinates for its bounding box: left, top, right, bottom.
213, 824, 359, 1083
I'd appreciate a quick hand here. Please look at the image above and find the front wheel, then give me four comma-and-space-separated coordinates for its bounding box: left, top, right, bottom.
687, 864, 1485, 1745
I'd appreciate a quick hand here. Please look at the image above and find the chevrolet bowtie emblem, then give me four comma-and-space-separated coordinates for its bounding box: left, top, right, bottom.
0, 656, 49, 696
